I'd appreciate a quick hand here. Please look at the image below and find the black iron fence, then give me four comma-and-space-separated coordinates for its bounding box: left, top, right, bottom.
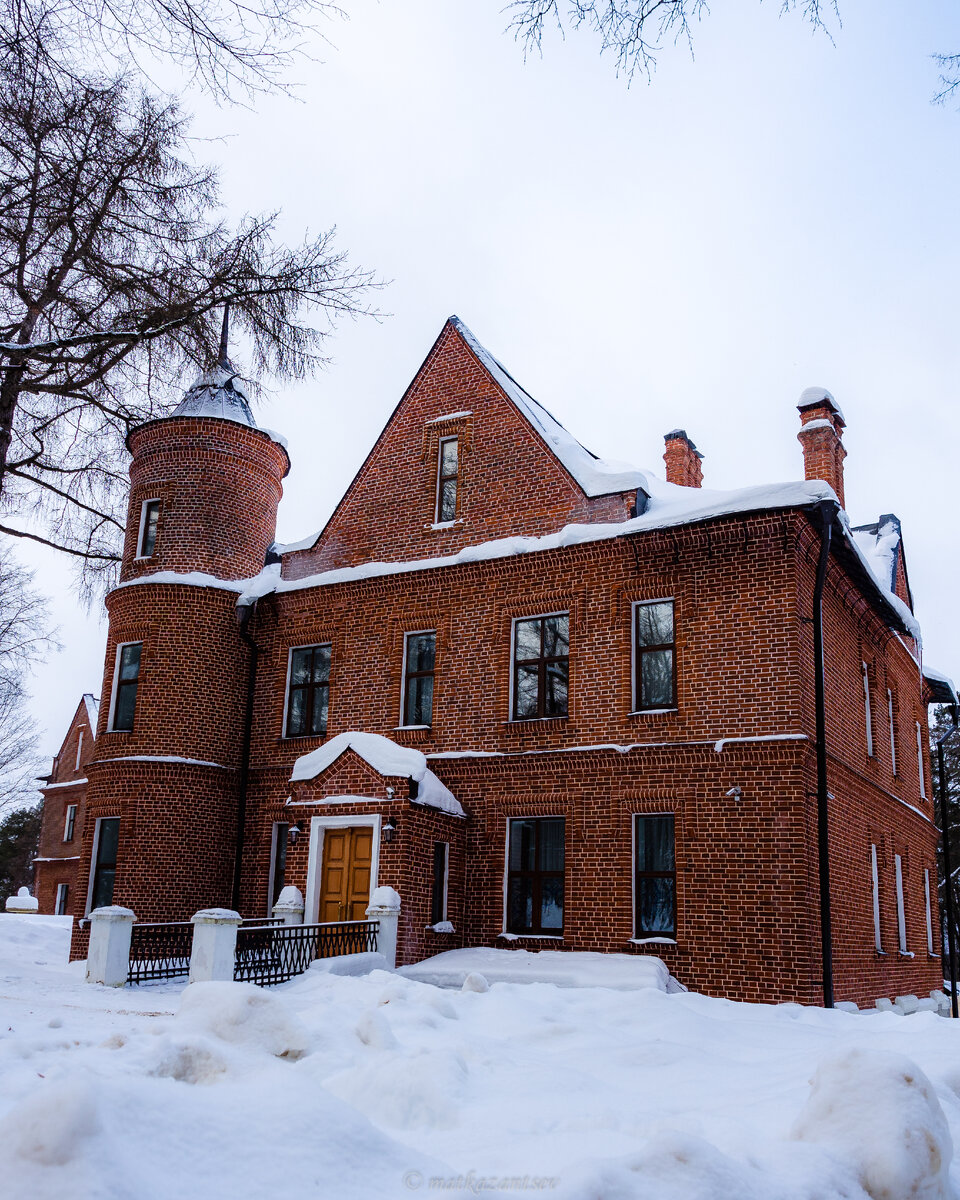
233, 920, 380, 987
127, 921, 193, 984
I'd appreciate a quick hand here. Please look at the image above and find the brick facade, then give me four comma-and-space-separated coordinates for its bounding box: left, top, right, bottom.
53, 317, 945, 1008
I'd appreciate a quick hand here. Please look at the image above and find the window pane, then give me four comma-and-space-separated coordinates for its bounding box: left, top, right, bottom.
405, 675, 434, 726
543, 614, 569, 657
432, 842, 447, 924
540, 877, 564, 930
311, 645, 331, 683
439, 478, 457, 522
509, 820, 537, 871
272, 826, 288, 904
141, 502, 160, 556
309, 686, 328, 735
515, 618, 541, 661
92, 868, 116, 911
637, 877, 675, 935
287, 689, 306, 736
637, 816, 674, 871
113, 681, 138, 732
440, 437, 458, 476
544, 660, 568, 717
640, 649, 674, 708
406, 632, 436, 674
290, 648, 312, 687
538, 819, 565, 870
637, 601, 673, 647
514, 665, 539, 719
119, 643, 141, 681
508, 876, 534, 933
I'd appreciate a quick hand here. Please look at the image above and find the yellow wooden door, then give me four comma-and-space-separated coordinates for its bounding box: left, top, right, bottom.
319, 827, 373, 922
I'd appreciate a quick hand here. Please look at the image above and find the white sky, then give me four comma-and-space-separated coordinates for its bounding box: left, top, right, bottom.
20, 0, 960, 761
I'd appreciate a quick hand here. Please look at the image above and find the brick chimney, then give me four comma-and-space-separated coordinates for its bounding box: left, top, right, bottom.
797, 388, 846, 509
663, 429, 703, 488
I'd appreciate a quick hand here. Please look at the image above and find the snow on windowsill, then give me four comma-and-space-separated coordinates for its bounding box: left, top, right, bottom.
427, 410, 473, 424
628, 709, 678, 716
428, 519, 464, 531
498, 932, 563, 941
630, 937, 677, 946
41, 777, 88, 790
898, 951, 916, 959
426, 921, 455, 933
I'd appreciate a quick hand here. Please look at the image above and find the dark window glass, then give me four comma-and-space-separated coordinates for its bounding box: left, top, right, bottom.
635, 601, 676, 710
139, 500, 161, 557
64, 804, 77, 842
56, 884, 69, 915
112, 643, 142, 732
431, 841, 448, 924
635, 814, 676, 938
91, 817, 120, 911
286, 645, 331, 737
437, 437, 458, 522
507, 817, 565, 935
512, 614, 569, 721
271, 823, 288, 906
403, 632, 436, 726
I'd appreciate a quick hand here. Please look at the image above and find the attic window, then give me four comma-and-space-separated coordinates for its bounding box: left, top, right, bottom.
137, 499, 160, 558
436, 437, 458, 522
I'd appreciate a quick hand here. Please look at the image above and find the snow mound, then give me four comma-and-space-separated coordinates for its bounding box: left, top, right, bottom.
5, 886, 38, 912
399, 948, 679, 992
791, 1048, 952, 1200
0, 913, 72, 966
326, 1046, 468, 1130
176, 981, 310, 1059
4, 1079, 99, 1165
147, 1036, 230, 1085
462, 972, 489, 993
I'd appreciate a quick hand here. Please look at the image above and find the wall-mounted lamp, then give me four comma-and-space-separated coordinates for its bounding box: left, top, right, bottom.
725, 786, 743, 802
382, 818, 397, 844
288, 820, 305, 843
385, 786, 395, 800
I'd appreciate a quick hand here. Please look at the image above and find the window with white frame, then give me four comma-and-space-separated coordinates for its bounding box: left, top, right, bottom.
635, 814, 676, 938
871, 843, 882, 953
402, 631, 436, 727
284, 644, 331, 738
887, 689, 897, 776
109, 643, 142, 732
436, 436, 459, 522
55, 883, 69, 915
268, 822, 288, 909
917, 722, 927, 799
862, 663, 874, 757
63, 804, 77, 843
89, 817, 120, 912
924, 868, 935, 955
895, 854, 908, 953
136, 499, 161, 558
431, 841, 449, 925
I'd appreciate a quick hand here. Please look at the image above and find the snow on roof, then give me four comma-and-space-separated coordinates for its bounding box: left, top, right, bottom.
169, 364, 288, 453
798, 386, 845, 424
851, 516, 902, 597
922, 664, 958, 707
290, 731, 464, 817
83, 693, 99, 738
451, 317, 650, 500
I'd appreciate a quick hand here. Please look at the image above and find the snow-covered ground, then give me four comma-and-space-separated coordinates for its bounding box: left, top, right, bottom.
2, 916, 959, 1200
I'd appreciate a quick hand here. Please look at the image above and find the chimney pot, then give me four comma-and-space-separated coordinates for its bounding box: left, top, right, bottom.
797, 387, 846, 508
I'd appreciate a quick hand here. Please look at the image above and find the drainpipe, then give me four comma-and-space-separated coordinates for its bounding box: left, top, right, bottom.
936, 705, 960, 1017
812, 499, 836, 1008
232, 601, 260, 912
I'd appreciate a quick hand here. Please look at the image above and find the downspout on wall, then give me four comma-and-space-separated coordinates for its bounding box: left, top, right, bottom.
233, 600, 260, 912
812, 499, 838, 1008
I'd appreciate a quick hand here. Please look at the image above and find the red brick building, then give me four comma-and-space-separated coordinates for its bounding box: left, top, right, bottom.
43, 316, 956, 1006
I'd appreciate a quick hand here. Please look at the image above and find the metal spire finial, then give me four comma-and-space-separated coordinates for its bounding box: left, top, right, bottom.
217, 302, 231, 368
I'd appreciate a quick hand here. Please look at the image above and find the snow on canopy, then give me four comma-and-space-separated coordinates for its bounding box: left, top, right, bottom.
923, 664, 958, 707
290, 731, 464, 817
451, 316, 651, 501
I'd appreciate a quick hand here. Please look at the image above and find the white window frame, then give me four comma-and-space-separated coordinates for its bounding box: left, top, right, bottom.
871, 843, 883, 953
135, 497, 161, 559
74, 727, 84, 772
398, 629, 436, 729
862, 662, 874, 757
431, 840, 450, 924
895, 853, 907, 953
887, 688, 897, 776
85, 815, 120, 915
55, 883, 69, 916
266, 821, 289, 916
303, 813, 381, 926
924, 868, 935, 955
63, 803, 78, 842
281, 642, 332, 739
508, 611, 570, 723
501, 814, 566, 939
107, 641, 142, 732
917, 721, 927, 799
630, 598, 677, 714
435, 435, 459, 523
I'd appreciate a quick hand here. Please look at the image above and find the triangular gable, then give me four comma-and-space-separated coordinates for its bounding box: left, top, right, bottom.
281, 318, 647, 576
46, 695, 98, 784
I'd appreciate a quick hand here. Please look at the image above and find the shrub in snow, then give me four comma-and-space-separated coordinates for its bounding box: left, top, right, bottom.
791, 1048, 952, 1200
176, 981, 310, 1060
5, 1080, 99, 1165
461, 972, 489, 993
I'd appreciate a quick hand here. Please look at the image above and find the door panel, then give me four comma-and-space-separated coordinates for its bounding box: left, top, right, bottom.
347, 828, 373, 920
319, 827, 374, 922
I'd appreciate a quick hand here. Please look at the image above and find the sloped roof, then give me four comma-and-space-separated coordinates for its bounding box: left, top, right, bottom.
172, 363, 257, 425
851, 515, 912, 610
83, 694, 99, 739
923, 665, 958, 707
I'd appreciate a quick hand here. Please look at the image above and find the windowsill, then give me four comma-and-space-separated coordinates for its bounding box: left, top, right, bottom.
503, 716, 569, 725
280, 733, 327, 742
929, 954, 942, 960
498, 932, 564, 940
630, 936, 677, 945
103, 729, 131, 736
428, 519, 464, 531
875, 950, 887, 957
394, 725, 432, 732
629, 708, 678, 716
133, 555, 156, 562
898, 951, 916, 959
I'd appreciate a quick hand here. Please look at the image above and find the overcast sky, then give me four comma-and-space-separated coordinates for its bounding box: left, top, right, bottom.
20, 0, 960, 761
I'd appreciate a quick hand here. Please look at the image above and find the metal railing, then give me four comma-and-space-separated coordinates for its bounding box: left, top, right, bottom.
127, 921, 193, 984
233, 919, 379, 987
240, 916, 283, 928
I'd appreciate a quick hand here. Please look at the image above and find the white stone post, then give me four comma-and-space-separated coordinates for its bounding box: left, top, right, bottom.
366, 886, 401, 970
189, 908, 242, 984
85, 906, 136, 987
272, 885, 305, 926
